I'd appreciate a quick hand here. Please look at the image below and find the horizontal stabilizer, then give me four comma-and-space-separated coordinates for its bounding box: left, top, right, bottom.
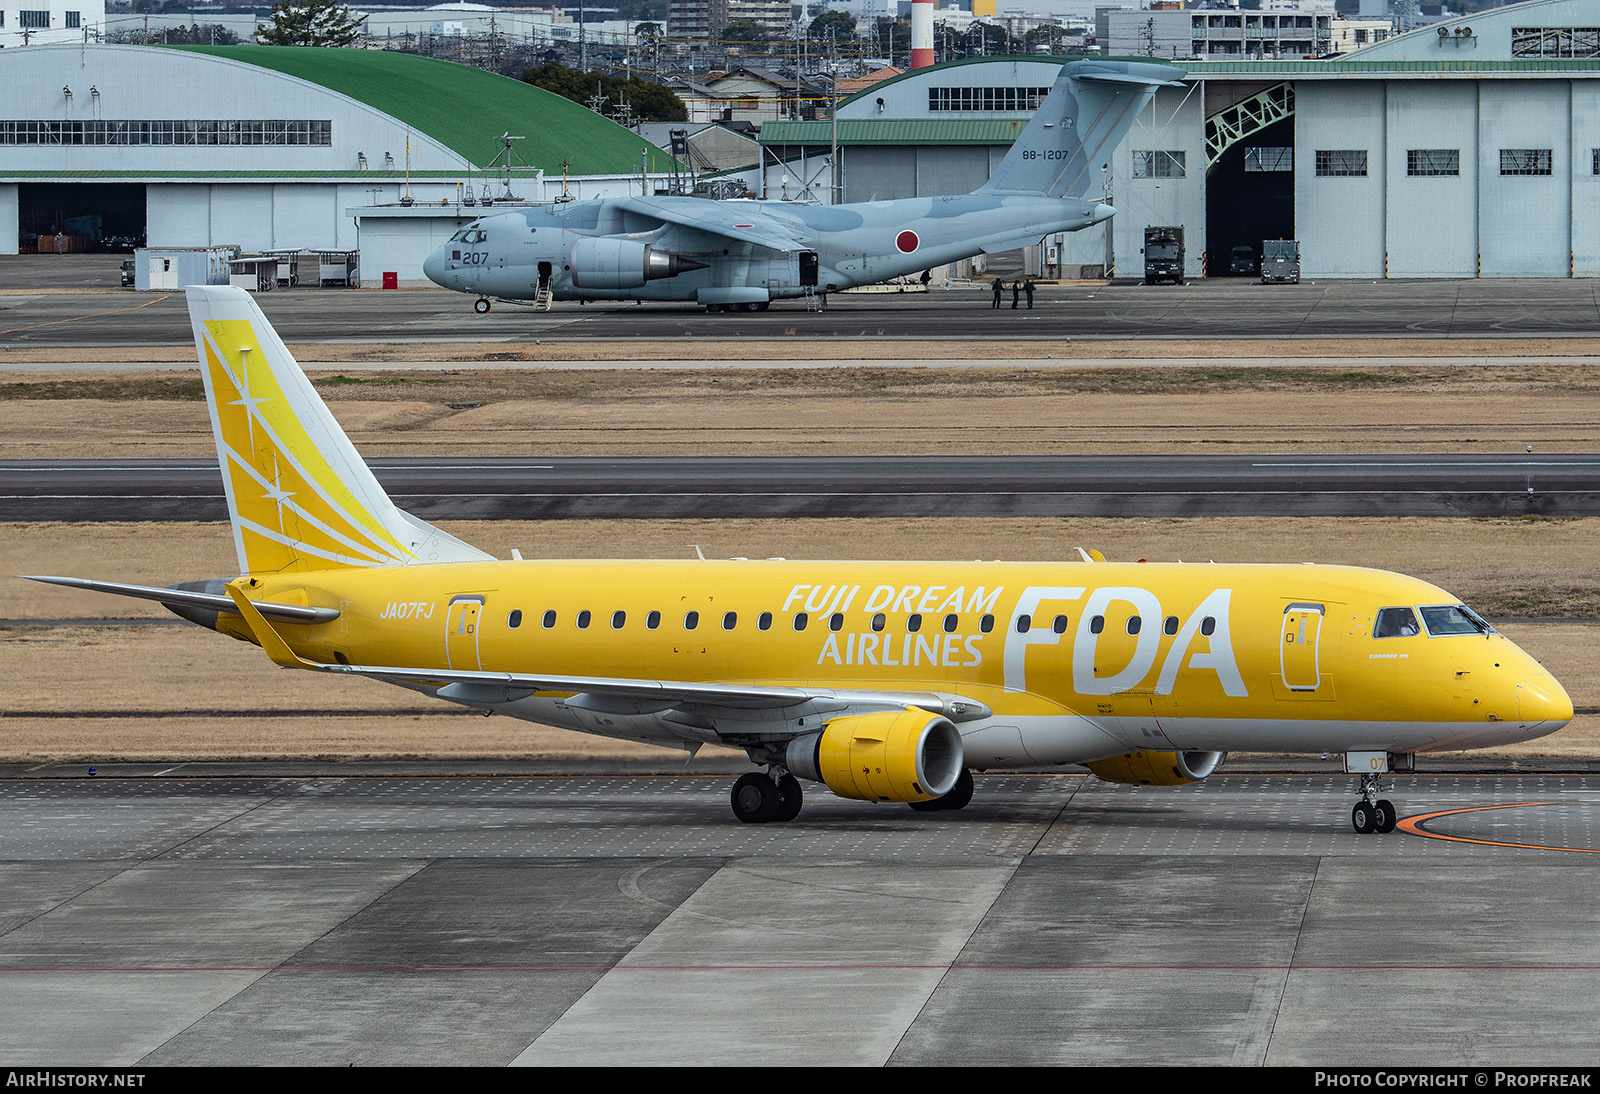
23, 575, 339, 625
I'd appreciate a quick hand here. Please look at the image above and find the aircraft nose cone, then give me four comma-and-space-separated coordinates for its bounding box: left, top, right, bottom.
422, 247, 450, 288
1092, 202, 1116, 224
1519, 672, 1574, 727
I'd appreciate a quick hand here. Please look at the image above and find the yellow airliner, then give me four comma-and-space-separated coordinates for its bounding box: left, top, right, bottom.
29, 287, 1573, 832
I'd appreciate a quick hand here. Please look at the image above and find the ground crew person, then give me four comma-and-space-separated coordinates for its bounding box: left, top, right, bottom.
991, 278, 1003, 308
1024, 279, 1036, 309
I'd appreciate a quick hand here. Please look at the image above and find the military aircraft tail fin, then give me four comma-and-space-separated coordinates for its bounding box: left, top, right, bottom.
186, 286, 492, 576
978, 60, 1186, 200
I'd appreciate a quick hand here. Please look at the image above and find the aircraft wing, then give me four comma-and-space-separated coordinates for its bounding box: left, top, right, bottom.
615, 196, 803, 252
317, 661, 990, 723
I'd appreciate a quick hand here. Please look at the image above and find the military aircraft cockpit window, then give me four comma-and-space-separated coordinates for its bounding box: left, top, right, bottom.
1420, 604, 1495, 636
458, 229, 487, 244
1374, 606, 1421, 638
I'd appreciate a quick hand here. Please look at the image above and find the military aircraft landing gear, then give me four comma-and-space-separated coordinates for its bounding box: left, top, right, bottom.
731, 770, 803, 823
1350, 772, 1397, 834
908, 767, 974, 812
474, 298, 491, 314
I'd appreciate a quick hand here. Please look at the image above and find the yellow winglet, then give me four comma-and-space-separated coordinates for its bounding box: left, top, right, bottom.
225, 579, 320, 670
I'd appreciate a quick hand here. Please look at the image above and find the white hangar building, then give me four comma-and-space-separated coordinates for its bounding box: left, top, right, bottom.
0, 43, 673, 275
759, 0, 1600, 280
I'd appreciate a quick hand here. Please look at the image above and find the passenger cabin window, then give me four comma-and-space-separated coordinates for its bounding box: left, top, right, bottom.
508, 610, 522, 629
943, 614, 958, 633
829, 613, 844, 632
685, 611, 700, 630
1089, 616, 1104, 634
758, 612, 772, 631
542, 610, 556, 628
647, 610, 661, 630
723, 611, 737, 630
1164, 616, 1180, 635
1420, 604, 1493, 636
611, 610, 626, 629
794, 612, 808, 631
1201, 617, 1216, 636
1054, 615, 1070, 634
908, 613, 923, 632
1015, 614, 1032, 633
980, 614, 994, 633
872, 613, 886, 632
1127, 617, 1142, 635
577, 610, 591, 630
1374, 606, 1421, 638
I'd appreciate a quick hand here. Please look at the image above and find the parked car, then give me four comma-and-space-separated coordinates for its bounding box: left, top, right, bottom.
120, 260, 135, 287
1228, 244, 1256, 276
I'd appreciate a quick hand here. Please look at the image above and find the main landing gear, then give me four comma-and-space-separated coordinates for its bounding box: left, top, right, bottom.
731, 770, 803, 823
1351, 772, 1398, 835
908, 767, 975, 813
474, 297, 491, 314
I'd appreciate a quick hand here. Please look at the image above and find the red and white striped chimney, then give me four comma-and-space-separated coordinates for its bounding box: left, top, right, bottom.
910, 0, 935, 69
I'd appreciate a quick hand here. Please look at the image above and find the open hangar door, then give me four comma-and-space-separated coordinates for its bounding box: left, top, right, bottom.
1205, 116, 1294, 278
19, 183, 146, 252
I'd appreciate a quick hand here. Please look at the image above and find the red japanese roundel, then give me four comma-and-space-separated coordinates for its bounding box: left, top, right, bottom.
896, 230, 919, 253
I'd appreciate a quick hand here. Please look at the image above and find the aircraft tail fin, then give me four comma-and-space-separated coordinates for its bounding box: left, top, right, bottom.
186, 286, 492, 576
978, 60, 1185, 200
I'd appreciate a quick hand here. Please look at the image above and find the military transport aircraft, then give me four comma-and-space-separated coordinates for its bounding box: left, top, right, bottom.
26, 288, 1573, 832
421, 59, 1183, 312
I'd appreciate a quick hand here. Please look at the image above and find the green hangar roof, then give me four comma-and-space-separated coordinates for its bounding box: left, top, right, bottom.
166, 45, 666, 174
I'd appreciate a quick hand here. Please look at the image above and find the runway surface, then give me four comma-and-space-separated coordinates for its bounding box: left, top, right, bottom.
3, 275, 1600, 346
8, 453, 1600, 519
2, 769, 1598, 1066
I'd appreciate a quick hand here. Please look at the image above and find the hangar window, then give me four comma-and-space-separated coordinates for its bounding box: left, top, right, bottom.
927, 86, 1053, 112
1244, 147, 1292, 172
1132, 151, 1186, 179
19, 10, 49, 28
1500, 149, 1552, 176
65, 11, 80, 28
1315, 150, 1367, 177
1593, 149, 1600, 175
1407, 149, 1460, 177
0, 119, 332, 147
1513, 27, 1600, 58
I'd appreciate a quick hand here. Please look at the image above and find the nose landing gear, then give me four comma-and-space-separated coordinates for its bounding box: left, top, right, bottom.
1351, 772, 1397, 834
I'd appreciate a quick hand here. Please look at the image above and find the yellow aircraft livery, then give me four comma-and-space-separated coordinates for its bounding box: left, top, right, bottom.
29, 287, 1573, 832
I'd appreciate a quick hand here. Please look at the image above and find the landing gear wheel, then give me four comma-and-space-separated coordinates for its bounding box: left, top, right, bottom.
773, 774, 803, 822
908, 768, 975, 812
1352, 800, 1376, 834
474, 298, 491, 314
743, 301, 762, 312
731, 772, 779, 823
1374, 799, 1397, 834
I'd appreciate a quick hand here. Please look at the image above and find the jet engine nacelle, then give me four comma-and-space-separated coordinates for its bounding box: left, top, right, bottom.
567, 237, 705, 289
1086, 750, 1225, 786
785, 708, 964, 803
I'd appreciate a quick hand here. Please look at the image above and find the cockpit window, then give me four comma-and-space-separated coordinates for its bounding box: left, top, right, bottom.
1373, 606, 1421, 638
463, 229, 487, 244
1420, 604, 1495, 636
